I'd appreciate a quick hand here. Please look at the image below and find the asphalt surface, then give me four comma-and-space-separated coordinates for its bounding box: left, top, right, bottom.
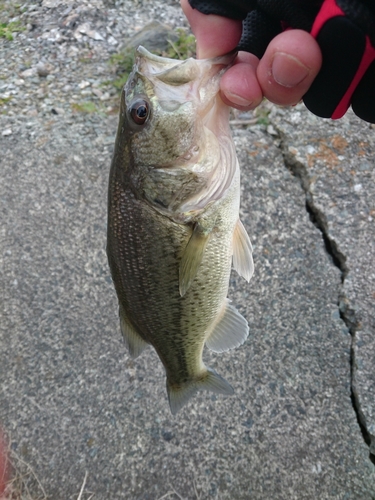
1, 2, 375, 499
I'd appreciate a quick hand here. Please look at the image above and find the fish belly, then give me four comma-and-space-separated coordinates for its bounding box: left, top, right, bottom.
109, 180, 231, 354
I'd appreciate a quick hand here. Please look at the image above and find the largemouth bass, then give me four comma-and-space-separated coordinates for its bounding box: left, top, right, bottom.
107, 46, 254, 414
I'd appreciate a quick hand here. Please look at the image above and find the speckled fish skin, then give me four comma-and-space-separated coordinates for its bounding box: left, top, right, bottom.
107, 46, 254, 414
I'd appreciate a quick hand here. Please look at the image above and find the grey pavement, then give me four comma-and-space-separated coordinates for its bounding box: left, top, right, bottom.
1, 1, 375, 499
272, 106, 375, 457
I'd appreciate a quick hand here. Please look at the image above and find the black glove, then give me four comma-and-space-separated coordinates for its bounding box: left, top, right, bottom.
188, 0, 375, 123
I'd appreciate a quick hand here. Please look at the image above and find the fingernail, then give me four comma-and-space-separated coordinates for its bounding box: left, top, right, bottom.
271, 52, 309, 88
223, 91, 253, 107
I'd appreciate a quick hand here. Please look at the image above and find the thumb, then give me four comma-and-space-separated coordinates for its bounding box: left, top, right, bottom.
257, 29, 322, 106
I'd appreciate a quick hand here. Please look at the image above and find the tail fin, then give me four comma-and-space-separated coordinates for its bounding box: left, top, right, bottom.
167, 368, 234, 415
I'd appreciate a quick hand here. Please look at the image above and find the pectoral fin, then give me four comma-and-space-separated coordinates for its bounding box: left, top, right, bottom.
119, 306, 148, 358
179, 224, 210, 297
206, 299, 249, 353
232, 219, 254, 282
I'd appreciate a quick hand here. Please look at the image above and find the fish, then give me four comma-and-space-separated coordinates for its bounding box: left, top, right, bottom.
107, 46, 254, 414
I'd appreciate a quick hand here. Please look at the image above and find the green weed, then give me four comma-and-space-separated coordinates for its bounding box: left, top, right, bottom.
164, 28, 196, 60
254, 102, 271, 126
109, 50, 135, 91
109, 28, 196, 92
71, 101, 98, 113
0, 96, 12, 106
0, 20, 24, 40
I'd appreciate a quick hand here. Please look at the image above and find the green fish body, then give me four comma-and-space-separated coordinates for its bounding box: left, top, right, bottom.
107, 47, 253, 414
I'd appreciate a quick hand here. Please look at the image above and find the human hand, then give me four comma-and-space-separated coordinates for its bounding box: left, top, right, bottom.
181, 0, 322, 110
182, 0, 375, 123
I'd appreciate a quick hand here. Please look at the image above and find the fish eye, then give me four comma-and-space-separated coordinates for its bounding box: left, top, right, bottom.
129, 99, 150, 125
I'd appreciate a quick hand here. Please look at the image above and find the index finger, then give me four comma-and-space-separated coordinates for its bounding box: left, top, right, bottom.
180, 0, 242, 59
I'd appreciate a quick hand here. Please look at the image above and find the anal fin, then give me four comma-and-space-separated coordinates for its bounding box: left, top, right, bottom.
167, 368, 233, 415
119, 306, 148, 358
232, 219, 254, 282
179, 223, 210, 297
206, 299, 249, 353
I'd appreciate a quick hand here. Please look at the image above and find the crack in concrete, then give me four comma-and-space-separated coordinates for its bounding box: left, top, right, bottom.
274, 130, 375, 466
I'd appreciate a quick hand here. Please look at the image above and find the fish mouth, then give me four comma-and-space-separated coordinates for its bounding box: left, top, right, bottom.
135, 45, 237, 102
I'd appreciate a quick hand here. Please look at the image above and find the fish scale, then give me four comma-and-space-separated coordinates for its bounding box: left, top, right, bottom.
107, 46, 254, 414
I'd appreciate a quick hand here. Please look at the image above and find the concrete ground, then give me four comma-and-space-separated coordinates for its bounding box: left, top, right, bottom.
1, 1, 375, 498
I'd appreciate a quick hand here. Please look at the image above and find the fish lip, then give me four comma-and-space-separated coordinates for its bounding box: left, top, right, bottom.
136, 45, 237, 64
200, 48, 238, 66
135, 45, 238, 75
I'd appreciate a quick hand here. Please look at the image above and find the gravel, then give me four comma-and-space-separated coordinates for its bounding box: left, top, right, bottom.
1, 1, 375, 498
0, 0, 187, 121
